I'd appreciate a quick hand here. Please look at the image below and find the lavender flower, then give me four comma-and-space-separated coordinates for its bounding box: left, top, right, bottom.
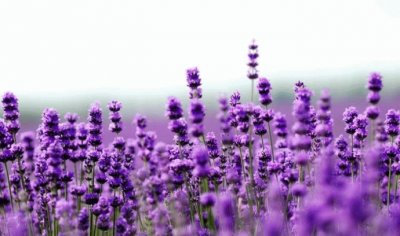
257, 77, 272, 106
247, 40, 259, 80
108, 100, 123, 134
2, 92, 20, 135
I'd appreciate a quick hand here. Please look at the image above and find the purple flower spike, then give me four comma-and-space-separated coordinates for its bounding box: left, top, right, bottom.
367, 72, 383, 92
247, 40, 259, 80
87, 103, 103, 147
257, 77, 272, 106
108, 100, 123, 134
166, 97, 183, 120
385, 109, 400, 137
2, 92, 20, 134
186, 67, 201, 90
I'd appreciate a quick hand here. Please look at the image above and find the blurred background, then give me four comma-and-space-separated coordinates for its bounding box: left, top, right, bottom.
1, 0, 400, 141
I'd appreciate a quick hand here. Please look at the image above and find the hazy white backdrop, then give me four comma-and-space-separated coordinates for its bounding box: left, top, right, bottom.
1, 0, 400, 113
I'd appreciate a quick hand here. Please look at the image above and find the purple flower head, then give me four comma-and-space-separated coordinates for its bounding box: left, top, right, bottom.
291, 182, 307, 197
87, 103, 103, 146
88, 103, 102, 125
252, 106, 267, 136
78, 208, 89, 231
108, 100, 123, 134
0, 121, 12, 149
368, 91, 380, 105
294, 152, 309, 166
247, 40, 259, 80
318, 89, 331, 111
193, 155, 210, 178
384, 109, 400, 137
134, 114, 147, 130
343, 106, 358, 134
168, 118, 188, 135
367, 72, 383, 92
41, 108, 60, 140
189, 99, 205, 124
76, 122, 88, 141
355, 114, 368, 141
84, 193, 99, 205
192, 145, 209, 166
2, 92, 19, 123
335, 135, 348, 151
257, 77, 273, 106
230, 91, 241, 107
97, 213, 111, 231
107, 100, 122, 112
166, 97, 183, 120
186, 67, 201, 89
64, 112, 79, 124
274, 112, 288, 138
365, 105, 380, 120
200, 192, 216, 207
216, 192, 236, 233
205, 132, 219, 159
218, 96, 229, 112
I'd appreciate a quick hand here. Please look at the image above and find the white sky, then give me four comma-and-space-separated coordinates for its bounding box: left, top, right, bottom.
1, 0, 400, 101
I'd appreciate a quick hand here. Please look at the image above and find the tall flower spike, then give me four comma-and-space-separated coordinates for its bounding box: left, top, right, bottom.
186, 67, 202, 99
247, 40, 259, 80
2, 92, 20, 135
257, 77, 272, 107
366, 72, 383, 135
315, 89, 334, 146
384, 109, 400, 138
292, 82, 313, 151
343, 107, 358, 135
186, 67, 201, 89
87, 103, 103, 147
108, 100, 123, 134
248, 40, 259, 102
166, 97, 183, 120
188, 99, 205, 138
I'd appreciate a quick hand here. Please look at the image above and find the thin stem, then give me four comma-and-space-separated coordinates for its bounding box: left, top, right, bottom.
394, 175, 399, 202
387, 157, 392, 208
267, 121, 275, 161
4, 162, 14, 209
251, 79, 254, 102
74, 163, 78, 185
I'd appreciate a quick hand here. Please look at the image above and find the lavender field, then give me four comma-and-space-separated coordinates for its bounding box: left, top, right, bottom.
0, 39, 399, 236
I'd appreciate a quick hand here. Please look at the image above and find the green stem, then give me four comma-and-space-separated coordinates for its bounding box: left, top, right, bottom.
113, 207, 116, 236
90, 206, 94, 236
74, 163, 78, 185
251, 79, 254, 102
387, 157, 392, 208
3, 162, 14, 209
267, 121, 275, 161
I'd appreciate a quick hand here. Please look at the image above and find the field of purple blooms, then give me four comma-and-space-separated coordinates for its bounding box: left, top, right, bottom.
0, 41, 399, 236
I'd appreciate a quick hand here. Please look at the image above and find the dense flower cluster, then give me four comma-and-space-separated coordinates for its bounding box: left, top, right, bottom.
0, 42, 398, 236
